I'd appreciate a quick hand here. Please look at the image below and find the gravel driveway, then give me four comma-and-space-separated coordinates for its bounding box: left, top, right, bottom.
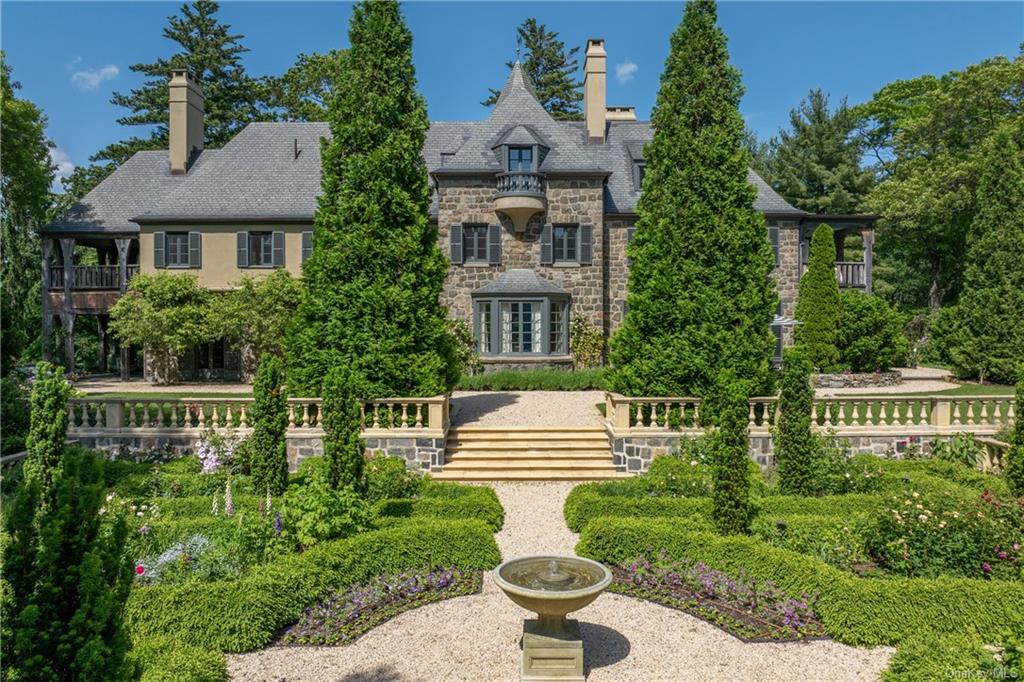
450, 391, 604, 427
227, 483, 893, 681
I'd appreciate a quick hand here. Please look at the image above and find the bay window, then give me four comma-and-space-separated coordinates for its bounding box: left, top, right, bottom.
474, 296, 569, 356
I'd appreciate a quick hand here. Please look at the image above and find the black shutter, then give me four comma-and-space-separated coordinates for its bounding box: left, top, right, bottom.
540, 223, 553, 265
153, 232, 165, 268
488, 224, 501, 265
625, 226, 635, 266
450, 224, 463, 264
272, 231, 285, 267
579, 224, 593, 265
237, 232, 249, 268
301, 231, 313, 263
188, 232, 201, 268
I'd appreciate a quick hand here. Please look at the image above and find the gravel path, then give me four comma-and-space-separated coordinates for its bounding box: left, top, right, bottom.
451, 391, 604, 427
227, 483, 893, 681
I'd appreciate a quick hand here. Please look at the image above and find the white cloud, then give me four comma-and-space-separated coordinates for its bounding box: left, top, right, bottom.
71, 64, 119, 91
49, 148, 75, 190
615, 60, 638, 85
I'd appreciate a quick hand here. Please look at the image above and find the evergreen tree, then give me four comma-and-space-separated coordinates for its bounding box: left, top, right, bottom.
775, 346, 818, 495
92, 0, 265, 167
795, 224, 841, 370
321, 365, 365, 492
3, 450, 134, 680
23, 362, 74, 503
707, 372, 753, 534
285, 0, 459, 398
1, 56, 54, 376
248, 353, 289, 496
771, 89, 873, 214
608, 0, 778, 405
482, 18, 582, 120
1005, 366, 1024, 496
945, 119, 1024, 384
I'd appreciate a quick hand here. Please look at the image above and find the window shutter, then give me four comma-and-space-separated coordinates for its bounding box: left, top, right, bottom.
236, 232, 249, 268
301, 231, 313, 263
188, 232, 202, 268
579, 224, 593, 265
540, 223, 553, 265
488, 224, 501, 265
272, 231, 285, 267
450, 224, 463, 264
153, 232, 165, 268
625, 226, 635, 266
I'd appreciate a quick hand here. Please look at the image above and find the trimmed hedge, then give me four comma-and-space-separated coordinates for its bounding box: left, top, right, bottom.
125, 519, 500, 652
131, 636, 227, 682
750, 513, 869, 570
883, 632, 994, 682
577, 517, 1024, 646
373, 486, 504, 531
849, 454, 1012, 499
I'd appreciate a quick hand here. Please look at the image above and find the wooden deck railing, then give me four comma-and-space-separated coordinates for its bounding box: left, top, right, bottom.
835, 261, 866, 288
49, 264, 139, 290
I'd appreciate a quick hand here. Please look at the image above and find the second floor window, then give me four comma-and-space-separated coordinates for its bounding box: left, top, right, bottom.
165, 232, 190, 267
553, 225, 578, 263
508, 146, 533, 172
237, 230, 284, 268
248, 232, 274, 267
464, 225, 489, 262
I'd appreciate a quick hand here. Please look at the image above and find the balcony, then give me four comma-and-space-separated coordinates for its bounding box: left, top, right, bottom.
494, 171, 546, 232
48, 264, 139, 290
835, 261, 866, 288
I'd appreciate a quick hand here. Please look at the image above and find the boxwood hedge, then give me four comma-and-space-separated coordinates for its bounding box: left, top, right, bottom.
373, 485, 504, 531
130, 636, 227, 682
576, 517, 1024, 646
882, 632, 995, 682
125, 519, 501, 652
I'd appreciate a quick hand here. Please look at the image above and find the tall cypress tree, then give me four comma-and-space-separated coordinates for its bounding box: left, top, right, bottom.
482, 18, 582, 121
285, 0, 458, 398
608, 0, 777, 406
248, 353, 288, 496
92, 0, 265, 168
708, 371, 753, 534
795, 224, 841, 371
1005, 366, 1024, 496
775, 346, 818, 495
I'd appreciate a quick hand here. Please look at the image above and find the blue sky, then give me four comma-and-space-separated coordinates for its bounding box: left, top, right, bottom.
2, 1, 1020, 190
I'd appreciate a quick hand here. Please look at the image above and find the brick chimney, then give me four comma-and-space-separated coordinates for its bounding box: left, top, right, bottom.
168, 70, 204, 174
583, 39, 607, 144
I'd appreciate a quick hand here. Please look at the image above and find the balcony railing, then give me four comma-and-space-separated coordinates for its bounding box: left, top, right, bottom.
48, 264, 139, 290
495, 171, 545, 197
835, 261, 866, 288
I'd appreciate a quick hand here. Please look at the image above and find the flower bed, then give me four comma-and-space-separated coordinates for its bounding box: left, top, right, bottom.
279, 567, 482, 646
611, 551, 825, 641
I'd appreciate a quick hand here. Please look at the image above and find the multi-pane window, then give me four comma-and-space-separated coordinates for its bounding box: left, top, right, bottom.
476, 301, 493, 354
248, 232, 274, 267
501, 301, 540, 354
165, 232, 190, 267
553, 225, 578, 263
464, 225, 489, 262
508, 146, 533, 172
474, 297, 569, 356
549, 302, 566, 354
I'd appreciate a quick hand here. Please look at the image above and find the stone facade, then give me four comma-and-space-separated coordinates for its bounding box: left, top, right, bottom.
363, 436, 446, 472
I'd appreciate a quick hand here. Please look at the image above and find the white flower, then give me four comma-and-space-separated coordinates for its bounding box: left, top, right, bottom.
690, 460, 698, 466
918, 514, 928, 523
136, 511, 144, 517
911, 492, 919, 499
106, 493, 115, 502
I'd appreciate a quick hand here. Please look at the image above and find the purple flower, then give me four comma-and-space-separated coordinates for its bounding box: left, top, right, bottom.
981, 562, 993, 574
138, 524, 151, 535
274, 511, 283, 536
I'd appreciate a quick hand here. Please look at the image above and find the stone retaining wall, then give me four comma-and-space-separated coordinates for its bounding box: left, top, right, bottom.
812, 371, 902, 389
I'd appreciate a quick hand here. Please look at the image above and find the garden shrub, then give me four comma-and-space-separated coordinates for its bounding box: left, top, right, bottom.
569, 314, 604, 369
795, 224, 841, 371
642, 455, 712, 497
3, 448, 134, 680
447, 316, 482, 377
931, 432, 982, 468
836, 291, 909, 371
22, 361, 73, 499
156, 494, 260, 519
365, 454, 423, 501
124, 519, 501, 652
372, 485, 504, 531
1, 374, 30, 455
576, 517, 1024, 645
248, 353, 289, 496
131, 636, 227, 682
1007, 367, 1024, 497
750, 513, 869, 571
775, 347, 820, 495
564, 484, 712, 532
455, 367, 605, 391
841, 454, 1002, 500
708, 375, 754, 534
321, 365, 365, 492
279, 460, 369, 549
882, 632, 995, 682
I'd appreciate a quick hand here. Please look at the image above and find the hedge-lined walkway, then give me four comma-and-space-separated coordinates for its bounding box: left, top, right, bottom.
226, 483, 893, 681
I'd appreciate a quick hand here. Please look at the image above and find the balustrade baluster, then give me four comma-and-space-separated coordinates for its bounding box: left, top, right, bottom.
966, 399, 978, 426
287, 404, 296, 428
372, 404, 381, 429
415, 404, 424, 428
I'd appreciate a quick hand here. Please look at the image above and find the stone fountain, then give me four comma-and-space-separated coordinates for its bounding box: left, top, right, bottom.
493, 555, 612, 682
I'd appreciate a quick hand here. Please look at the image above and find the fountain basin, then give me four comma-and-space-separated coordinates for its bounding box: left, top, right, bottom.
493, 555, 612, 628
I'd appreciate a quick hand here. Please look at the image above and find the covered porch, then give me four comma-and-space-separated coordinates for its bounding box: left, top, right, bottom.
799, 215, 878, 292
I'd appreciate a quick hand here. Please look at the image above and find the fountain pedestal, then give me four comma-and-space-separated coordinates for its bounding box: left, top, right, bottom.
522, 619, 583, 682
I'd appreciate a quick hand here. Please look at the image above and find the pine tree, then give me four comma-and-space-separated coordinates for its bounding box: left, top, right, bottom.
775, 346, 819, 495
92, 0, 265, 167
607, 0, 778, 406
285, 0, 459, 398
482, 18, 582, 121
1, 56, 54, 376
1005, 366, 1024, 496
795, 224, 841, 370
946, 119, 1024, 384
248, 353, 289, 496
707, 372, 753, 534
771, 89, 873, 214
321, 365, 366, 492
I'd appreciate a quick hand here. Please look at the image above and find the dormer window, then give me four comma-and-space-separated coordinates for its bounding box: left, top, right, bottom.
508, 146, 534, 172
633, 161, 646, 191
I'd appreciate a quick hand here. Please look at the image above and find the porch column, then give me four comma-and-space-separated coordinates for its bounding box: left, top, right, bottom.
115, 238, 132, 380
41, 239, 54, 361
59, 238, 76, 372
863, 229, 874, 294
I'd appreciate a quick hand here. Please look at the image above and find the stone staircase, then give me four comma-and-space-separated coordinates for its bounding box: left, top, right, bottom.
432, 425, 628, 481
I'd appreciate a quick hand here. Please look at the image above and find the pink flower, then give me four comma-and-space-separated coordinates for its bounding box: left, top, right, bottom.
997, 551, 1008, 560
1014, 544, 1021, 552
981, 563, 992, 574
135, 565, 145, 575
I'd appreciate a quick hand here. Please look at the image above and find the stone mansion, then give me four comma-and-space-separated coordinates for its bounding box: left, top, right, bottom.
42, 39, 876, 381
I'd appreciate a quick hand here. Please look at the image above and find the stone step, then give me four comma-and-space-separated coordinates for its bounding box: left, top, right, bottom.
431, 469, 631, 481
445, 449, 612, 460
443, 459, 619, 470
446, 439, 611, 450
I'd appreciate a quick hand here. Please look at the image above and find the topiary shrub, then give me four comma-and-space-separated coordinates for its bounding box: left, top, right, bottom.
775, 346, 820, 496
248, 353, 289, 496
569, 314, 604, 370
321, 365, 366, 492
22, 361, 74, 500
1006, 366, 1024, 497
707, 374, 753, 534
795, 224, 841, 370
836, 291, 909, 371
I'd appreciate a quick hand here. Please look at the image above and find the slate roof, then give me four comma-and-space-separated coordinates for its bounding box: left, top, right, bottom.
45, 62, 802, 233
473, 269, 568, 297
